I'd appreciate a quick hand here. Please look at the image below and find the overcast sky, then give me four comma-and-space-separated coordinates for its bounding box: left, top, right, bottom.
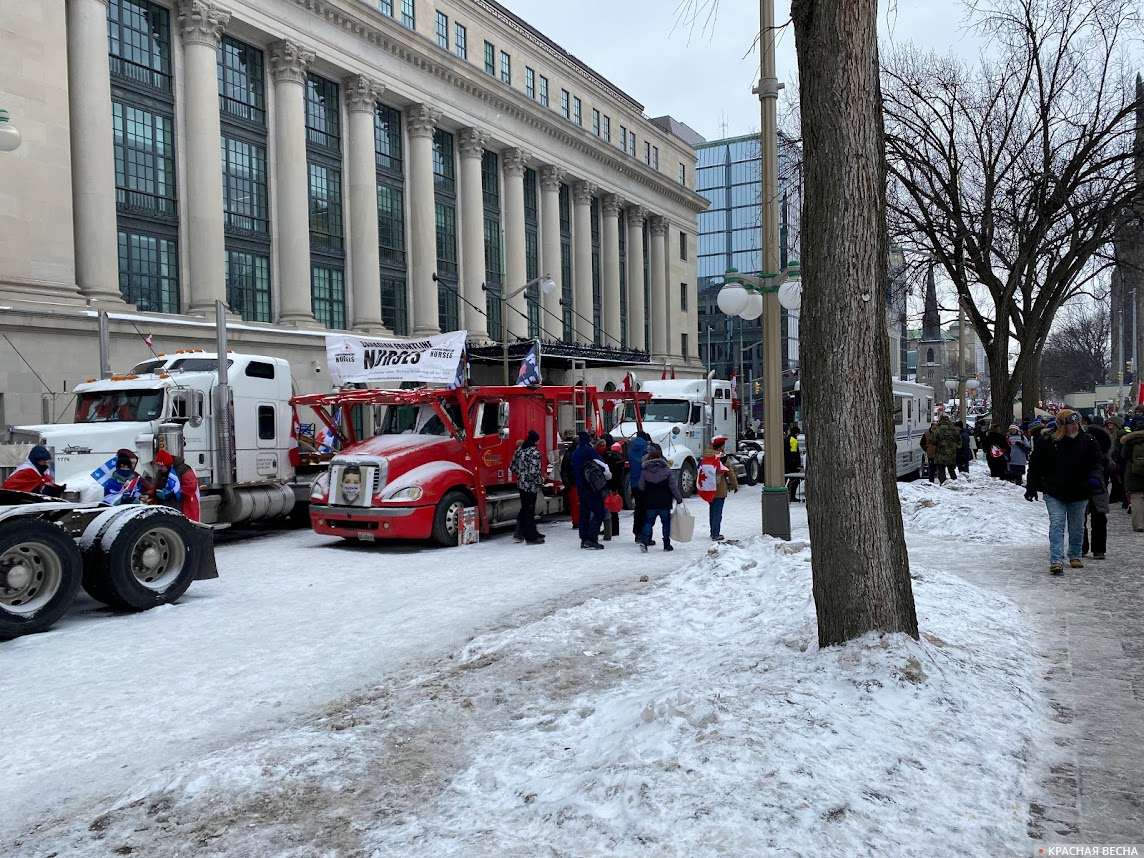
506, 0, 985, 141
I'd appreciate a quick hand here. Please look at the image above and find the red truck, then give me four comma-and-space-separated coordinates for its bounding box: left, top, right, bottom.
292, 384, 647, 546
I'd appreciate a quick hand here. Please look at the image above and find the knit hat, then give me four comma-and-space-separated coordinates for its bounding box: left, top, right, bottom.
29, 445, 51, 465
577, 431, 593, 446
524, 429, 540, 446
154, 449, 174, 467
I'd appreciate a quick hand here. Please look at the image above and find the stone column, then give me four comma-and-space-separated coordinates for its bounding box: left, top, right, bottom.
344, 75, 388, 333
600, 193, 621, 347
67, 0, 125, 305
502, 148, 530, 339
269, 40, 316, 326
177, 0, 230, 316
625, 205, 646, 352
406, 104, 442, 337
649, 215, 669, 360
571, 180, 596, 343
539, 166, 564, 335
458, 127, 489, 341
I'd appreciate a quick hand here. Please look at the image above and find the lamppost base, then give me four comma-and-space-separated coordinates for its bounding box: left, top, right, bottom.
761, 487, 792, 541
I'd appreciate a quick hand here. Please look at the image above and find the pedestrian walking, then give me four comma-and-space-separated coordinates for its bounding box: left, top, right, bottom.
2, 445, 65, 497
974, 417, 991, 459
628, 430, 650, 543
1081, 423, 1114, 559
1006, 425, 1031, 485
921, 418, 939, 482
638, 447, 682, 552
1025, 409, 1105, 574
985, 422, 1012, 480
559, 430, 579, 528
956, 421, 972, 475
572, 430, 608, 550
509, 430, 545, 545
932, 416, 961, 484
785, 423, 803, 502
697, 435, 739, 540
1104, 416, 1126, 506
601, 435, 626, 541
1121, 417, 1144, 532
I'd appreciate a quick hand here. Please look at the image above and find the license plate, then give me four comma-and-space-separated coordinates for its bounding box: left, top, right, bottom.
357, 531, 375, 542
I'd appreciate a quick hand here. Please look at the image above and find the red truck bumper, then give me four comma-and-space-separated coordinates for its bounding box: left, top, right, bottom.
310, 503, 435, 541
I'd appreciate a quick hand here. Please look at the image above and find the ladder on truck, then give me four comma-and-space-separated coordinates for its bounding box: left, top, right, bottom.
571, 358, 590, 434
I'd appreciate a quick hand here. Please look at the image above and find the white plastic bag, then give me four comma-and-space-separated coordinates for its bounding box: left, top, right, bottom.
672, 502, 695, 543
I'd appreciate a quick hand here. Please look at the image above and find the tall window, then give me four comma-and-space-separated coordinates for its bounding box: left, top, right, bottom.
109, 0, 178, 311
455, 23, 467, 59
482, 151, 503, 340
620, 126, 627, 152
679, 162, 686, 185
681, 333, 690, 360
377, 0, 393, 15
435, 11, 448, 49
218, 36, 270, 321
524, 168, 540, 339
592, 109, 600, 136
573, 97, 582, 126
653, 146, 659, 170
590, 197, 601, 344
484, 41, 495, 76
376, 103, 406, 335
400, 0, 415, 29
629, 133, 636, 158
500, 51, 511, 84
679, 230, 688, 260
433, 129, 459, 331
602, 115, 610, 143
559, 183, 573, 342
525, 67, 535, 99
539, 76, 549, 107
644, 141, 651, 165
306, 74, 343, 327
680, 282, 689, 311
560, 89, 569, 119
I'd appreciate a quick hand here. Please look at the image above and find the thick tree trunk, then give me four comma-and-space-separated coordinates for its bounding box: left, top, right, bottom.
792, 0, 918, 646
1022, 350, 1041, 421
988, 351, 1015, 429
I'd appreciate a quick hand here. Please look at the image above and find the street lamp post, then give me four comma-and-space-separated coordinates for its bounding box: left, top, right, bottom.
483, 275, 556, 384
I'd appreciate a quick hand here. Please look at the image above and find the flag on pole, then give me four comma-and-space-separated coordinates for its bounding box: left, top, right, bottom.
144, 332, 153, 347
447, 349, 467, 390
661, 364, 668, 380
516, 342, 541, 386
619, 372, 632, 394
670, 365, 676, 380
315, 407, 343, 453
730, 370, 740, 413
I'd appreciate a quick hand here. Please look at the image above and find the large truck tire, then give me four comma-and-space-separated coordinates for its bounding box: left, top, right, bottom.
743, 457, 760, 486
620, 473, 634, 510
431, 490, 471, 547
0, 519, 83, 639
79, 507, 139, 607
678, 460, 698, 498
93, 508, 199, 611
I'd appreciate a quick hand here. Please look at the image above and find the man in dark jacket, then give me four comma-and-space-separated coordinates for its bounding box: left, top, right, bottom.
1081, 423, 1114, 559
628, 431, 650, 542
510, 429, 545, 545
1026, 409, 1105, 573
1122, 417, 1144, 532
559, 431, 578, 527
638, 447, 682, 551
956, 421, 972, 474
571, 430, 607, 550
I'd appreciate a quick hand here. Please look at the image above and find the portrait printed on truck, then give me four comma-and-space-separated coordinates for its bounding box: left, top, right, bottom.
333, 463, 375, 506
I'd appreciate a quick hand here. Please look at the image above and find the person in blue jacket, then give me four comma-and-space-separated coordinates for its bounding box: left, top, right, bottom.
627, 431, 650, 543
571, 430, 608, 550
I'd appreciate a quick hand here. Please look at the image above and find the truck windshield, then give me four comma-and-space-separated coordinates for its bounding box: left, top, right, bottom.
629, 399, 691, 423
381, 403, 462, 436
75, 389, 165, 423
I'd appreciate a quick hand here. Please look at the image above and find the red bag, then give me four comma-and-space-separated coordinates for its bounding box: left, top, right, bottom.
604, 491, 623, 513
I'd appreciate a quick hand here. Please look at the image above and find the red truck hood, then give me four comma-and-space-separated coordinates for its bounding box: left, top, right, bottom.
340, 433, 463, 463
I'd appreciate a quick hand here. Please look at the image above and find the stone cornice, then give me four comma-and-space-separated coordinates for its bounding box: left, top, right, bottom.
458, 127, 489, 159
572, 181, 597, 206
269, 40, 315, 84
285, 0, 709, 214
344, 74, 384, 112
406, 103, 442, 139
177, 0, 230, 48
502, 148, 530, 177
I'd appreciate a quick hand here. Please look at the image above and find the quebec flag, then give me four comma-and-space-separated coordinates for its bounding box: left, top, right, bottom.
90, 456, 118, 483
516, 343, 540, 387
315, 408, 343, 453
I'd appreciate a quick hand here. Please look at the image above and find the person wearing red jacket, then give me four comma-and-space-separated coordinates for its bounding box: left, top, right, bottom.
150, 449, 201, 522
2, 446, 65, 497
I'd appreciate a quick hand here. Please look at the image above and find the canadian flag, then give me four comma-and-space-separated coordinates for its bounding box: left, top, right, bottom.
730, 370, 740, 413
619, 371, 633, 393
144, 332, 153, 347
661, 365, 668, 380
1138, 382, 1144, 406
288, 405, 300, 467
595, 414, 605, 438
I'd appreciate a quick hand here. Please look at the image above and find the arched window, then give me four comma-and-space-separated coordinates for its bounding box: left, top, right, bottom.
926, 348, 935, 364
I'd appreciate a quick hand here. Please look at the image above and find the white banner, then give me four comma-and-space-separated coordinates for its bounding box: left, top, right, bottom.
326, 331, 467, 386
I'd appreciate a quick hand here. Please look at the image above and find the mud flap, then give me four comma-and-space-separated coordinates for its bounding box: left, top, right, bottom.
190, 523, 219, 580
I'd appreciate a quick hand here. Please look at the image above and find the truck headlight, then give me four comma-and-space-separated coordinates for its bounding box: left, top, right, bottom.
386, 486, 423, 502
310, 472, 330, 501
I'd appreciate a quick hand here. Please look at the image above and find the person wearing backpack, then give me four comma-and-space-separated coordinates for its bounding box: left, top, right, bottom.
697, 435, 739, 541
572, 431, 609, 550
638, 447, 682, 552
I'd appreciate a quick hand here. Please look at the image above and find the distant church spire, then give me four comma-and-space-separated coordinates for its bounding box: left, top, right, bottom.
921, 264, 941, 342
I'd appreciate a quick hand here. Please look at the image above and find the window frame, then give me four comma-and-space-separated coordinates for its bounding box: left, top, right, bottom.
435, 10, 448, 49
573, 96, 582, 126
592, 108, 600, 136
539, 75, 549, 107
400, 0, 415, 30
484, 41, 495, 76
525, 66, 535, 99
500, 50, 511, 84
560, 89, 569, 119
602, 115, 610, 143
455, 23, 467, 59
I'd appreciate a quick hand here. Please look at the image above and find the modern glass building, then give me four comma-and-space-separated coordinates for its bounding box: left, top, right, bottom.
695, 133, 801, 423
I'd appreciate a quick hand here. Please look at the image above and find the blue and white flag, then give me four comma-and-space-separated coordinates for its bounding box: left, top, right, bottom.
315, 408, 343, 453
516, 343, 540, 387
90, 456, 118, 483
447, 349, 467, 390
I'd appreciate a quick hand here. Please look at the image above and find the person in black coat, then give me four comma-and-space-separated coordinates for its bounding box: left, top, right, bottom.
1081, 423, 1114, 560
956, 421, 972, 474
1026, 409, 1105, 574
984, 423, 1011, 479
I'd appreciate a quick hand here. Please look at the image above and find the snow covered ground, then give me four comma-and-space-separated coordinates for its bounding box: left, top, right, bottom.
2, 462, 1053, 856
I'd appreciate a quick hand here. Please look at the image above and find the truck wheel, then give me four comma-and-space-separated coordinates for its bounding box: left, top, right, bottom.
620, 473, 634, 510
431, 490, 471, 547
679, 460, 698, 498
99, 510, 198, 611
744, 457, 760, 486
0, 520, 83, 639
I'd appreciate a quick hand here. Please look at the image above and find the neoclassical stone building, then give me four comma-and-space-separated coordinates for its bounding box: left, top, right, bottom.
0, 0, 705, 426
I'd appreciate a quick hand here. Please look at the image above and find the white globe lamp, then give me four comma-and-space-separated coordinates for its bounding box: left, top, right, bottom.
716, 283, 749, 316
540, 276, 557, 295
944, 378, 958, 391
739, 291, 763, 320
777, 280, 802, 311
0, 110, 21, 153
966, 378, 980, 392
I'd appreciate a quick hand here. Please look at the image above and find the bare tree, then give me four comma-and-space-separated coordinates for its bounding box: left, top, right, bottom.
793, 0, 919, 645
1040, 302, 1112, 397
883, 0, 1141, 427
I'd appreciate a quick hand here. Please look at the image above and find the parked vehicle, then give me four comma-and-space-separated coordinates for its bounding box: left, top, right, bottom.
0, 490, 217, 638
294, 384, 648, 546
892, 379, 935, 479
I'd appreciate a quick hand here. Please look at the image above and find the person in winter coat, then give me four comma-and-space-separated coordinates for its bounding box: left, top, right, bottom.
1121, 420, 1144, 532
2, 445, 65, 496
930, 416, 961, 484
1081, 423, 1114, 559
985, 422, 1012, 479
571, 430, 608, 550
920, 418, 940, 481
146, 448, 201, 522
1104, 416, 1126, 506
1006, 425, 1032, 485
601, 435, 626, 541
638, 447, 682, 552
973, 418, 991, 459
559, 430, 579, 527
697, 435, 739, 540
784, 423, 803, 502
1025, 409, 1105, 573
628, 431, 650, 542
509, 430, 545, 545
99, 448, 143, 505
956, 421, 973, 474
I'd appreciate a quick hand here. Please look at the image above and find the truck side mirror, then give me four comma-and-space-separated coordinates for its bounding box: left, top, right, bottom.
672, 425, 681, 436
